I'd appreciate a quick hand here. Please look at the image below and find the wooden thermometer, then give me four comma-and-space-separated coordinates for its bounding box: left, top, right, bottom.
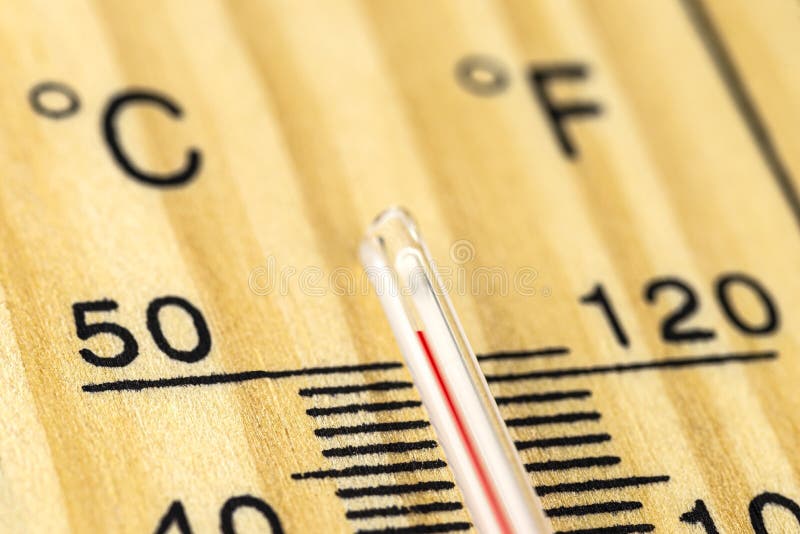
1, 1, 799, 533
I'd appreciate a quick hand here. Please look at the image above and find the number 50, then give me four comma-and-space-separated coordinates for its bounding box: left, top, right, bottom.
72, 296, 212, 367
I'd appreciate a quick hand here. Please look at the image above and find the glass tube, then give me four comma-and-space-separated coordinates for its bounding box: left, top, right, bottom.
360, 207, 550, 534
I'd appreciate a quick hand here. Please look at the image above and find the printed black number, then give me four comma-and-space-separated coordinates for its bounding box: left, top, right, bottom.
220, 495, 284, 534
716, 273, 779, 335
582, 273, 778, 347
146, 296, 211, 363
154, 501, 192, 534
644, 278, 716, 343
73, 296, 211, 367
680, 499, 719, 533
680, 492, 800, 533
749, 492, 800, 534
154, 495, 283, 534
72, 299, 139, 367
579, 283, 630, 347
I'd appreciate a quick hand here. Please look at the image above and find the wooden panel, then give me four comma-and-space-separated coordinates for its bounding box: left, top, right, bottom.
0, 0, 798, 532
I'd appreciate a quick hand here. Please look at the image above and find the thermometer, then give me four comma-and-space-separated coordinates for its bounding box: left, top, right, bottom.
361, 207, 550, 533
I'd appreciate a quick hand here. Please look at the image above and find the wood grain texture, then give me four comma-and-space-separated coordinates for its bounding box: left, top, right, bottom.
0, 0, 799, 532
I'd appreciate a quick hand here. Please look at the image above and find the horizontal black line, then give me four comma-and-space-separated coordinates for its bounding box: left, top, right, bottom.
546, 500, 643, 518
299, 381, 412, 397
347, 501, 463, 519
292, 459, 446, 480
307, 400, 421, 416
478, 346, 570, 362
506, 411, 601, 428
495, 389, 592, 406
486, 351, 777, 382
322, 440, 438, 458
336, 480, 455, 499
554, 524, 654, 534
315, 420, 429, 438
356, 522, 471, 534
526, 455, 621, 473
82, 362, 403, 393
536, 475, 670, 496
516, 433, 612, 450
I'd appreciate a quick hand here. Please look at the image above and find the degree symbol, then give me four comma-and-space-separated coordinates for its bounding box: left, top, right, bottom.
455, 55, 510, 97
29, 81, 81, 119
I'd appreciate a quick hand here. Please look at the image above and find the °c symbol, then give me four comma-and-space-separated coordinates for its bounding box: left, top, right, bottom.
102, 89, 202, 187
29, 81, 81, 119
455, 55, 510, 97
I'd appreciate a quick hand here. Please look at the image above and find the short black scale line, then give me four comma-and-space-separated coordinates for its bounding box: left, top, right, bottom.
336, 480, 455, 499
535, 475, 670, 496
505, 411, 601, 428
477, 346, 570, 362
525, 455, 621, 473
356, 522, 472, 534
300, 381, 412, 397
322, 440, 438, 458
680, 0, 800, 232
346, 501, 464, 520
291, 459, 446, 480
486, 351, 777, 383
516, 433, 612, 450
554, 524, 654, 534
545, 500, 643, 518
306, 400, 422, 416
82, 361, 403, 393
314, 419, 430, 438
495, 390, 592, 406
